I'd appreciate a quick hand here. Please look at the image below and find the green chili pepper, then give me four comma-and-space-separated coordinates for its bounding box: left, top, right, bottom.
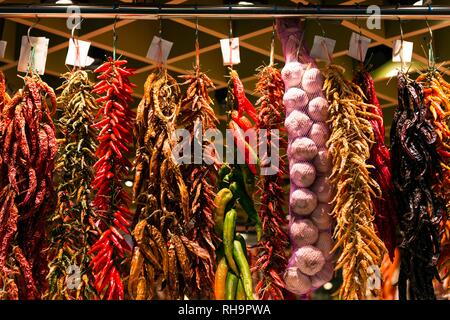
235, 233, 248, 261
214, 188, 234, 235
218, 164, 232, 181
229, 181, 262, 241
218, 164, 232, 189
240, 164, 256, 196
225, 271, 239, 300
235, 279, 246, 300
233, 240, 254, 300
223, 209, 239, 275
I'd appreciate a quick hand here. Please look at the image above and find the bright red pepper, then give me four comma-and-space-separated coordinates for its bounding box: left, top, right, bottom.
229, 119, 259, 175
230, 69, 258, 123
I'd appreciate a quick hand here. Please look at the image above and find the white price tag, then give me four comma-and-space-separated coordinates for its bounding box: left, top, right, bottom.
0, 41, 7, 59
392, 40, 413, 63
18, 36, 49, 75
348, 32, 371, 62
65, 38, 91, 67
310, 36, 336, 63
220, 37, 240, 66
146, 36, 173, 63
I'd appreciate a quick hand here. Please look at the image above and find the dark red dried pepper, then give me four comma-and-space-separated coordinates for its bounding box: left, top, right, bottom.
0, 74, 57, 300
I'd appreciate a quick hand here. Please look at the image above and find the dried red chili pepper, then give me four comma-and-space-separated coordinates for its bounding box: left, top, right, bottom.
230, 69, 258, 123
253, 64, 288, 300
90, 57, 135, 300
0, 74, 57, 300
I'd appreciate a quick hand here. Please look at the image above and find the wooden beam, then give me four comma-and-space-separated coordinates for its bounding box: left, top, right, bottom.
334, 20, 450, 61
3, 17, 228, 88
135, 25, 276, 75
340, 20, 450, 75
171, 18, 284, 62
1, 19, 135, 71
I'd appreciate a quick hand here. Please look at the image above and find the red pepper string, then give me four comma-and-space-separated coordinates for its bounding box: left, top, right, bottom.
90, 57, 136, 300
254, 64, 288, 300
0, 74, 57, 299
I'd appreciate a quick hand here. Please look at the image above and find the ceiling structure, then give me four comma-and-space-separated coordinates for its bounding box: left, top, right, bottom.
0, 0, 450, 134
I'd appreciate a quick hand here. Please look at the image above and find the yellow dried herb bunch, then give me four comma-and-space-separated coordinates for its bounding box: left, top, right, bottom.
323, 64, 387, 300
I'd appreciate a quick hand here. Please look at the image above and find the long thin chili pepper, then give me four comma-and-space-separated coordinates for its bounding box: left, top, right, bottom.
90, 57, 135, 300
0, 73, 57, 299
46, 70, 99, 300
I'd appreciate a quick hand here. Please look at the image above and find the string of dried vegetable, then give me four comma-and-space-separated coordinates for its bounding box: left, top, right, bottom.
89, 57, 136, 300
323, 64, 386, 300
177, 62, 219, 298
46, 70, 99, 300
353, 68, 398, 259
129, 69, 190, 300
416, 70, 450, 296
0, 71, 9, 113
213, 72, 255, 301
391, 71, 445, 300
380, 248, 400, 300
253, 64, 288, 300
0, 74, 57, 299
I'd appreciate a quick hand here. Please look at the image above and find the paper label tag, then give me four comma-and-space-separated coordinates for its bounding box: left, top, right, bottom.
220, 37, 240, 66
392, 40, 413, 63
18, 36, 49, 75
310, 36, 336, 63
65, 38, 91, 67
0, 41, 7, 59
348, 32, 371, 62
146, 36, 173, 63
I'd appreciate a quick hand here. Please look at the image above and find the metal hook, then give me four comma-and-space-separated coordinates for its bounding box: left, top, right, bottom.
425, 18, 435, 67
269, 18, 276, 66
315, 18, 325, 38
112, 15, 118, 60
194, 8, 200, 69
27, 17, 40, 46
71, 18, 83, 40
194, 4, 199, 45
398, 17, 404, 44
425, 18, 433, 46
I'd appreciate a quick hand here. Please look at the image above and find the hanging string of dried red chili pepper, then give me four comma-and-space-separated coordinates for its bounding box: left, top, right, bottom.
253, 64, 288, 300
46, 70, 99, 300
0, 74, 57, 300
89, 57, 136, 300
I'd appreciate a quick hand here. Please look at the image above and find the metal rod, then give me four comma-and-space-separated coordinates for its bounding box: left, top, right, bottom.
0, 4, 450, 20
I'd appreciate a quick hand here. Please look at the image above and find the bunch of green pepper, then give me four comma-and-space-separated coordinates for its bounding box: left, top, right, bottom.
213, 164, 261, 300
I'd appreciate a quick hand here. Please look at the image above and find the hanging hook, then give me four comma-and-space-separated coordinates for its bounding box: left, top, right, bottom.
71, 18, 84, 69
397, 17, 405, 71
27, 17, 40, 46
269, 18, 276, 66
316, 18, 325, 38
71, 18, 83, 40
157, 5, 164, 69
425, 18, 435, 67
228, 1, 234, 68
195, 7, 200, 69
112, 15, 118, 60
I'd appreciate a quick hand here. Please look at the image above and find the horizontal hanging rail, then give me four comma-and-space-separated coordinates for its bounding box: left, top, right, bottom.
0, 4, 450, 20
